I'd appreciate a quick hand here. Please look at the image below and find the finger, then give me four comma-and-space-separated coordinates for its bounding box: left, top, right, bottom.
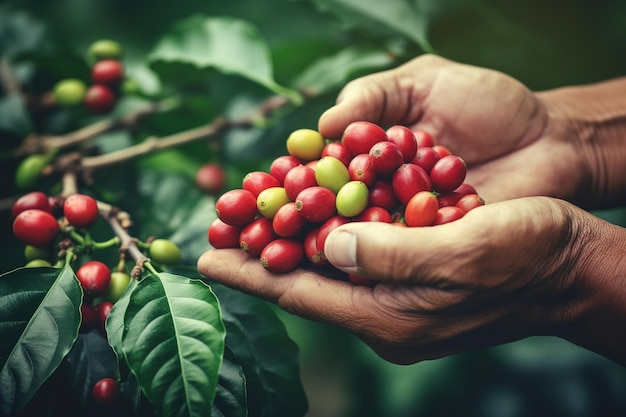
197, 248, 384, 330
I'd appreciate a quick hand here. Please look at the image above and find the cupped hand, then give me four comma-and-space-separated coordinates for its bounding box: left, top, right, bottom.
198, 197, 599, 365
318, 54, 584, 204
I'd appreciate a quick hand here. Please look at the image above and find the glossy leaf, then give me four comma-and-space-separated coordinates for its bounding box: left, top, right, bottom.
293, 47, 395, 95
211, 347, 247, 417
211, 282, 308, 417
121, 272, 226, 417
149, 15, 302, 103
0, 265, 82, 415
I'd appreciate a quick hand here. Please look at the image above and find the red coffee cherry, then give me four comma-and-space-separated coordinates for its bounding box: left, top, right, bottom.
432, 145, 452, 159
341, 121, 388, 156
386, 125, 418, 162
348, 153, 377, 187
208, 218, 242, 249
13, 209, 60, 248
242, 171, 281, 198
433, 205, 466, 225
404, 191, 438, 227
456, 193, 486, 212
95, 300, 114, 336
12, 191, 52, 218
272, 202, 305, 237
295, 186, 337, 223
303, 228, 327, 265
196, 163, 227, 194
79, 303, 98, 334
354, 206, 393, 223
269, 155, 301, 185
260, 238, 304, 274
84, 84, 116, 114
392, 163, 432, 205
413, 130, 435, 148
430, 155, 467, 193
368, 180, 400, 212
239, 217, 277, 257
76, 261, 111, 298
283, 165, 317, 201
92, 377, 121, 406
91, 59, 124, 85
411, 147, 440, 174
216, 189, 258, 226
316, 216, 350, 258
63, 194, 99, 229
321, 141, 352, 167
369, 141, 405, 175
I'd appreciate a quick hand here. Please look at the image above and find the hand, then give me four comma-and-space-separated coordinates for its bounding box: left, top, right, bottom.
318, 54, 586, 205
197, 197, 626, 365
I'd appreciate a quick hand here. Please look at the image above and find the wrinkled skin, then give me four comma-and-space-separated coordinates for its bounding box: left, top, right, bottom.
198, 54, 626, 366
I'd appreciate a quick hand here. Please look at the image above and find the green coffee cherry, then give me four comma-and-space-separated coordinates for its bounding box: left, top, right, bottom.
89, 39, 123, 61
25, 259, 52, 268
24, 245, 50, 262
53, 78, 87, 107
149, 239, 181, 266
15, 154, 49, 190
336, 181, 369, 217
315, 156, 350, 194
105, 271, 132, 303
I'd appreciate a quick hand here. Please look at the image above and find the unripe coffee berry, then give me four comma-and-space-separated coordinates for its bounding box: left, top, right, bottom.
149, 239, 182, 265
53, 78, 87, 107
315, 156, 350, 193
335, 181, 369, 218
257, 187, 290, 219
286, 128, 325, 162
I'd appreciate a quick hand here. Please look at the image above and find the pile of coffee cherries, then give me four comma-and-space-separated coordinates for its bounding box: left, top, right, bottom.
208, 121, 485, 280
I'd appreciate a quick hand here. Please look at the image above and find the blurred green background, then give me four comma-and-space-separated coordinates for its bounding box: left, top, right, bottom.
2, 0, 626, 416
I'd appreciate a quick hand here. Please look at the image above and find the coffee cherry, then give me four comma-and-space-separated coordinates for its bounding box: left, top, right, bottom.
430, 155, 467, 193
25, 259, 52, 268
76, 261, 111, 298
239, 217, 276, 257
434, 205, 466, 225
392, 163, 432, 205
295, 186, 336, 223
15, 154, 48, 190
216, 189, 258, 226
386, 125, 418, 162
404, 191, 438, 227
13, 209, 60, 248
12, 191, 52, 218
456, 193, 485, 212
369, 141, 405, 175
283, 165, 317, 201
24, 245, 50, 262
413, 130, 435, 148
95, 300, 114, 336
149, 239, 181, 266
269, 155, 301, 185
196, 163, 227, 194
411, 147, 440, 174
336, 181, 369, 218
260, 238, 304, 274
208, 218, 242, 249
286, 128, 325, 162
89, 39, 123, 61
368, 180, 400, 212
92, 59, 124, 85
80, 303, 98, 334
303, 228, 327, 265
63, 194, 99, 229
432, 145, 452, 159
53, 78, 87, 107
348, 153, 377, 187
84, 84, 116, 114
321, 141, 352, 167
315, 156, 350, 193
242, 171, 281, 198
257, 187, 290, 219
354, 206, 393, 223
272, 202, 305, 237
92, 377, 120, 406
316, 216, 350, 257
105, 271, 131, 303
341, 121, 388, 156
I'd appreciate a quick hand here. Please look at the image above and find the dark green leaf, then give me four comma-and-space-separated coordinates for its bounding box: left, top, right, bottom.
0, 265, 82, 416
121, 272, 226, 417
0, 6, 48, 57
211, 347, 247, 417
149, 15, 301, 103
211, 283, 308, 417
293, 47, 395, 95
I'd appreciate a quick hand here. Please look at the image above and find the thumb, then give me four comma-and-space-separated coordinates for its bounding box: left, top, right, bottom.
323, 222, 438, 281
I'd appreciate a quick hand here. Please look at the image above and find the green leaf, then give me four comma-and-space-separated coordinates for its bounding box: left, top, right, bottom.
307, 0, 435, 52
211, 347, 247, 417
121, 272, 226, 417
149, 14, 302, 103
0, 265, 82, 416
293, 47, 395, 95
211, 283, 308, 417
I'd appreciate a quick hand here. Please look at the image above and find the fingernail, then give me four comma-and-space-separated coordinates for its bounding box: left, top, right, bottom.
324, 229, 358, 273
